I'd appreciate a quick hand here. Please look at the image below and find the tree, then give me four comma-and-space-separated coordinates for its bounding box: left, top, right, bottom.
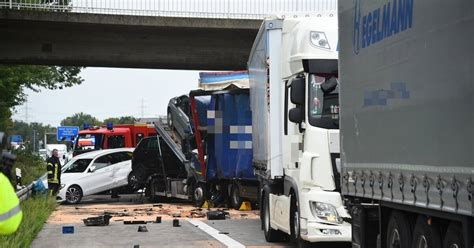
103, 116, 137, 125
60, 112, 100, 128
0, 65, 83, 131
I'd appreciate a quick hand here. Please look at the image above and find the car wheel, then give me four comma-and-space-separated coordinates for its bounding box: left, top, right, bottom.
127, 172, 139, 193
65, 185, 83, 204
167, 110, 173, 128
230, 184, 243, 210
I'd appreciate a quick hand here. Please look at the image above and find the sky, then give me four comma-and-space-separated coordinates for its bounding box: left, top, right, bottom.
12, 68, 201, 126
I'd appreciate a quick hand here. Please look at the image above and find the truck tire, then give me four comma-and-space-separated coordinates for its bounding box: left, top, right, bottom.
230, 184, 243, 210
193, 183, 207, 207
387, 211, 413, 248
263, 192, 286, 242
443, 222, 463, 248
411, 216, 442, 248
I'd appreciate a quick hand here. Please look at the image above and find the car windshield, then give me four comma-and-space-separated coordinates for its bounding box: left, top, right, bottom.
63, 159, 92, 173
74, 134, 104, 151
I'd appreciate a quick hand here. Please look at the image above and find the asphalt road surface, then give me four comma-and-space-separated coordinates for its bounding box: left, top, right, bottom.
31, 194, 292, 248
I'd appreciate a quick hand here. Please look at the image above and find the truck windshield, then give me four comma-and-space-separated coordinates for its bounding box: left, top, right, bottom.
74, 134, 104, 151
308, 74, 339, 129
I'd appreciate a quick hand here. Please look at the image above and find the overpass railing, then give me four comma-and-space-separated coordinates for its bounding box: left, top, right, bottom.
0, 0, 337, 19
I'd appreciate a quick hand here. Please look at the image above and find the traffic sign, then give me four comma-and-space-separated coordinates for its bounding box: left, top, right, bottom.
10, 135, 23, 143
57, 126, 79, 141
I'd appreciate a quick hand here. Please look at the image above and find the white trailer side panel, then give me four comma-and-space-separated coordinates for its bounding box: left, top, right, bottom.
249, 20, 284, 179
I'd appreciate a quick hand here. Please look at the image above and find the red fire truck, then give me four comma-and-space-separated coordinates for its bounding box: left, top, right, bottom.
73, 124, 156, 156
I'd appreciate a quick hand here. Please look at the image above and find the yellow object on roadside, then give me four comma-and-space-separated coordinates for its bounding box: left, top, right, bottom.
239, 201, 252, 211
0, 173, 23, 235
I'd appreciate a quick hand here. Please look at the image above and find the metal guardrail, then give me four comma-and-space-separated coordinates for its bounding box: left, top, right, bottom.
0, 0, 338, 19
16, 182, 34, 202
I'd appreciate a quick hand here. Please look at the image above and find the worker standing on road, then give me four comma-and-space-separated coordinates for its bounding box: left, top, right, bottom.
46, 149, 61, 196
0, 173, 23, 235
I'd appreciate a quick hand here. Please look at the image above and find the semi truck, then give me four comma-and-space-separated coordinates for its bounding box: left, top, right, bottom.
248, 14, 351, 245
73, 124, 156, 156
339, 1, 473, 248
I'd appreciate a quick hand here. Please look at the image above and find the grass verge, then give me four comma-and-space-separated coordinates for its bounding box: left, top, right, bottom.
13, 151, 47, 185
0, 195, 57, 248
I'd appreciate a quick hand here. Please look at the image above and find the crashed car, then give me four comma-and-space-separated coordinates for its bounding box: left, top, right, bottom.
57, 148, 137, 204
167, 95, 193, 140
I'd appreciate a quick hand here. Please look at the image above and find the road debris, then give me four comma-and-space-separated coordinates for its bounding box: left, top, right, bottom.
173, 219, 180, 227
83, 215, 112, 226
137, 226, 148, 232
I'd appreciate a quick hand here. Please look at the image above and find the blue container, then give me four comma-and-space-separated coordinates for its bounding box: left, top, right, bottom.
62, 226, 74, 234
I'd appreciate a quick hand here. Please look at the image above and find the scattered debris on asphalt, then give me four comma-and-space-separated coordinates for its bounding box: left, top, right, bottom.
124, 220, 147, 225
173, 219, 180, 227
137, 226, 148, 232
47, 196, 259, 224
207, 210, 228, 220
83, 215, 112, 226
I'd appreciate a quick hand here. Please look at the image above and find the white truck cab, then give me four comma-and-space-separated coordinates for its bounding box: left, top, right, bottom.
248, 13, 351, 245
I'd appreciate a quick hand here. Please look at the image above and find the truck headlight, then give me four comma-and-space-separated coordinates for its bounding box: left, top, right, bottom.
310, 202, 342, 224
310, 31, 331, 50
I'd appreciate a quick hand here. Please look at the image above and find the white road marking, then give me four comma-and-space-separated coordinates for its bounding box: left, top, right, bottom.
188, 219, 245, 248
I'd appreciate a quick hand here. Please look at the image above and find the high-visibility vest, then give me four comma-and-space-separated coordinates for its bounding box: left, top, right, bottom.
47, 159, 60, 184
0, 173, 22, 235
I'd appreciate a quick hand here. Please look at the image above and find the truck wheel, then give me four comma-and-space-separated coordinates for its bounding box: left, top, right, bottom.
411, 216, 442, 248
65, 185, 83, 204
193, 183, 207, 207
230, 184, 243, 210
263, 193, 286, 242
290, 192, 306, 247
387, 211, 413, 248
443, 222, 463, 248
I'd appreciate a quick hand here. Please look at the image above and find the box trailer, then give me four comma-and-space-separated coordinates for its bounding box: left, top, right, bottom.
339, 0, 474, 247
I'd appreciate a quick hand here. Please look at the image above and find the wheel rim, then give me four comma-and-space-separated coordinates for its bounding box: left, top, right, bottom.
66, 187, 80, 203
449, 245, 459, 248
389, 229, 401, 248
194, 186, 203, 202
416, 235, 428, 248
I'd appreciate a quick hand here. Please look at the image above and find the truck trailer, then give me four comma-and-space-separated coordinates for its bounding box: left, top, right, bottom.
248, 13, 351, 245
339, 1, 473, 247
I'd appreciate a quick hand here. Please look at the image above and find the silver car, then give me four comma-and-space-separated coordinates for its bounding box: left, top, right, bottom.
167, 95, 193, 140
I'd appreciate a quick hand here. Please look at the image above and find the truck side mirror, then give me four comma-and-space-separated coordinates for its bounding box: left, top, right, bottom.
290, 77, 305, 105
289, 107, 304, 124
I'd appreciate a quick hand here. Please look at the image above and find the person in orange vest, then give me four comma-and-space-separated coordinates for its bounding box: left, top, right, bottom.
0, 173, 23, 235
46, 149, 61, 196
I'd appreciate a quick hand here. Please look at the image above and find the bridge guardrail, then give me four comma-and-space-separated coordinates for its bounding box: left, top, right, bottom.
0, 0, 337, 19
